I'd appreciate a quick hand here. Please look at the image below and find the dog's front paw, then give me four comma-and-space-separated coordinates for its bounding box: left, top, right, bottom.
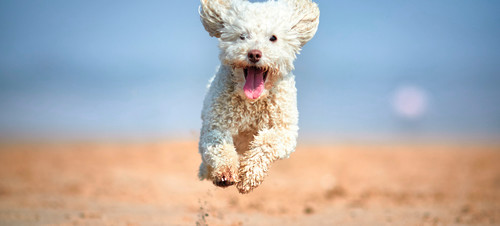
236, 165, 266, 194
236, 179, 253, 194
212, 166, 238, 188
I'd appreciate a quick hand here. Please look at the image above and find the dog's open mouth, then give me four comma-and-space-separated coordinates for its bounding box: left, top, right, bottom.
243, 66, 268, 100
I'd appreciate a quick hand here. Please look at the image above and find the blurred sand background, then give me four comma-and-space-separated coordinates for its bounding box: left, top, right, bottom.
1, 141, 499, 225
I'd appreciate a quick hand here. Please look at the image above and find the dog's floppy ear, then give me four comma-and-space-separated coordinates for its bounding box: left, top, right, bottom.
199, 0, 232, 38
286, 0, 320, 47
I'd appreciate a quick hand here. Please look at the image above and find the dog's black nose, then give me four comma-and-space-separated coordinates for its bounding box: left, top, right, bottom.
248, 49, 262, 63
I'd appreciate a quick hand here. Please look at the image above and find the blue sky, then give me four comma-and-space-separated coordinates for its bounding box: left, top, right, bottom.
1, 0, 499, 142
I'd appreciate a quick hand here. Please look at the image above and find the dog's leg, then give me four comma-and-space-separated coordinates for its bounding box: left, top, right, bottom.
237, 126, 298, 193
199, 128, 239, 187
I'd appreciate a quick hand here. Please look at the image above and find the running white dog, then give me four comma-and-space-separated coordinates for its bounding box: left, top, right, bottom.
198, 0, 319, 194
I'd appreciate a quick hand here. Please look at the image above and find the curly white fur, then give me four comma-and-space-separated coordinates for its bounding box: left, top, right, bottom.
198, 0, 319, 194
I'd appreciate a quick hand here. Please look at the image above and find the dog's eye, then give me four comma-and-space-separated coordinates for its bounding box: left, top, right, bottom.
270, 35, 277, 42
240, 34, 246, 40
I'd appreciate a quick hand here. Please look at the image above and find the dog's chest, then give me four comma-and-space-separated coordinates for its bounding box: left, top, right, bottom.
229, 95, 280, 132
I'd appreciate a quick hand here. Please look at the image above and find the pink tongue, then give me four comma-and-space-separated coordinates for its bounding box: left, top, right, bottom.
243, 67, 265, 99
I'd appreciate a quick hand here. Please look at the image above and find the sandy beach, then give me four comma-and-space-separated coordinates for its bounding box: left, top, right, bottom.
0, 141, 499, 225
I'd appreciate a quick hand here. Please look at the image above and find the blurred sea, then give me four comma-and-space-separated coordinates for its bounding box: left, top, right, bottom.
1, 0, 499, 142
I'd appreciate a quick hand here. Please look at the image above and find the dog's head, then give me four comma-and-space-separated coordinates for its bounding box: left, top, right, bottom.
200, 0, 319, 101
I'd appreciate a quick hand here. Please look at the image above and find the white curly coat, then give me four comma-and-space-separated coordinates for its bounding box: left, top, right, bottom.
198, 0, 319, 193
